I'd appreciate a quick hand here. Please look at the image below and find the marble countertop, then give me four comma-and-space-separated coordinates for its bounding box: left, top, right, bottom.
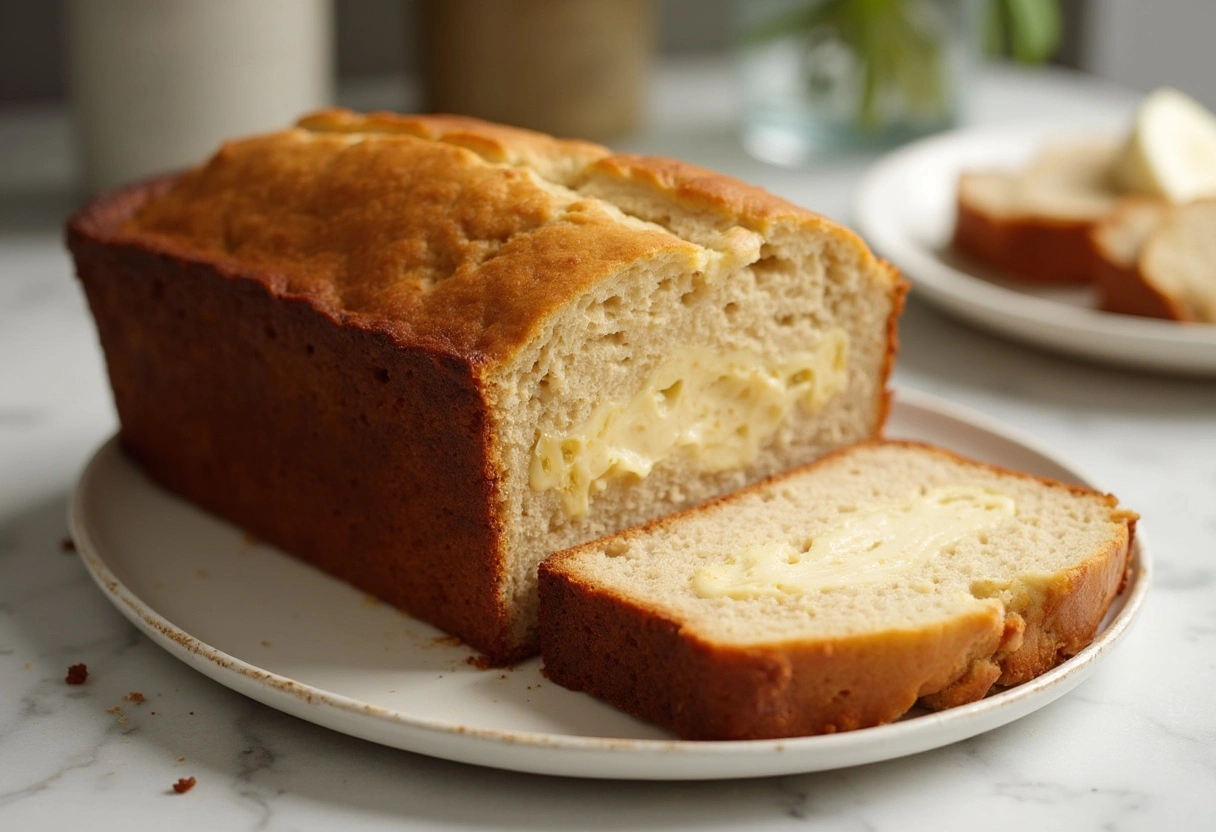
2, 61, 1215, 830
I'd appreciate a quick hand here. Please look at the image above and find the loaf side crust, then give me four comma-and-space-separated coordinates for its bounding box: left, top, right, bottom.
540, 567, 1008, 739
539, 440, 1136, 739
68, 181, 528, 664
875, 262, 908, 432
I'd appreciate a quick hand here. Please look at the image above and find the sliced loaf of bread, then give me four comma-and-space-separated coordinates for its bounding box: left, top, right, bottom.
953, 140, 1123, 283
68, 109, 904, 664
539, 440, 1135, 740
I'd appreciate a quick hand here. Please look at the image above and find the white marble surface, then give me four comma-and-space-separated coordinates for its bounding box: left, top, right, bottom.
2, 60, 1215, 830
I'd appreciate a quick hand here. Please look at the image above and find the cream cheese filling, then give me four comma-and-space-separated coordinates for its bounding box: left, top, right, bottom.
692, 485, 1017, 598
529, 330, 849, 517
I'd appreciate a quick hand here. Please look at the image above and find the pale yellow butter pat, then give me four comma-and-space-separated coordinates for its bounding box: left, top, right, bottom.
692, 485, 1016, 598
529, 330, 849, 517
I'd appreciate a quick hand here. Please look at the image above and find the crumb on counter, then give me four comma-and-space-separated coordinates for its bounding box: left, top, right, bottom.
172, 777, 196, 794
125, 691, 145, 703
65, 663, 88, 685
60, 537, 76, 553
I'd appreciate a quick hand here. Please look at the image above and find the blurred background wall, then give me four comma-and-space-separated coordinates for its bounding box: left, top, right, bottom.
2, 0, 1214, 109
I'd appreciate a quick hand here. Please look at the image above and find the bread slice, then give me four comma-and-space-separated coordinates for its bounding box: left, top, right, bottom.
539, 440, 1135, 740
953, 140, 1123, 283
1136, 199, 1216, 322
1090, 199, 1186, 320
67, 109, 905, 664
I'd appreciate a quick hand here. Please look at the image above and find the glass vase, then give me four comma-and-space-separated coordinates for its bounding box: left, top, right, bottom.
736, 0, 981, 164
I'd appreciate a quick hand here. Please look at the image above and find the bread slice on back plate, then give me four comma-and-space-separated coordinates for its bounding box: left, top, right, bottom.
1135, 199, 1216, 322
953, 140, 1123, 283
1090, 199, 1184, 320
539, 440, 1136, 740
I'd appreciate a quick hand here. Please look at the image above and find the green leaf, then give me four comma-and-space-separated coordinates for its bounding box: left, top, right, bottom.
740, 0, 1062, 131
741, 1, 845, 46
983, 0, 1005, 57
999, 0, 1062, 63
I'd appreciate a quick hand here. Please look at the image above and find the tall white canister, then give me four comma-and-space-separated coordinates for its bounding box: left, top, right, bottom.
66, 0, 334, 192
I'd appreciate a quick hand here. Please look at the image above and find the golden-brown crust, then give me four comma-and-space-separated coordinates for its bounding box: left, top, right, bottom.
952, 183, 1102, 284
116, 111, 894, 367
122, 110, 898, 354
539, 439, 1136, 739
309, 112, 884, 271
590, 155, 861, 239
117, 124, 691, 366
298, 108, 611, 175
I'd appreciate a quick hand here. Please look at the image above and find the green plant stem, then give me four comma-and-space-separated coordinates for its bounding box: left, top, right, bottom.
744, 0, 1062, 132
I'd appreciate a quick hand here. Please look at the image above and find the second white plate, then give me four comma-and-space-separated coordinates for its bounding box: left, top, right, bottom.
69, 390, 1149, 780
854, 123, 1216, 374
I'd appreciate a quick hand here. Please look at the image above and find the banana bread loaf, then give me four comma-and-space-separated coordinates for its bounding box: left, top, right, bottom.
67, 110, 905, 663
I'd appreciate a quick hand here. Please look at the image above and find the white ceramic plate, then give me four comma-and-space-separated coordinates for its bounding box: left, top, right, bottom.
69, 389, 1149, 780
854, 123, 1216, 374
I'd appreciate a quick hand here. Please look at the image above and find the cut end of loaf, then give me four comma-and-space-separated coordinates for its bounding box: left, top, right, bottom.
482, 144, 904, 657
539, 440, 1135, 739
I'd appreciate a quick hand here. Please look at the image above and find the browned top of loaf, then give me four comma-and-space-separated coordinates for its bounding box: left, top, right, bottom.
83, 109, 882, 364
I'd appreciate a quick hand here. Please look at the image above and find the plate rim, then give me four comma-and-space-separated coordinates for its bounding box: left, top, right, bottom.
852, 122, 1216, 372
68, 389, 1152, 779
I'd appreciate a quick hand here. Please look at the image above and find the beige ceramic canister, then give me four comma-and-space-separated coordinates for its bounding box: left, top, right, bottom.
66, 0, 334, 193
420, 0, 653, 141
